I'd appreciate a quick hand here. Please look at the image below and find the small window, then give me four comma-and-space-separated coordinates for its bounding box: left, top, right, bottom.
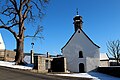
78, 31, 80, 33
79, 51, 83, 58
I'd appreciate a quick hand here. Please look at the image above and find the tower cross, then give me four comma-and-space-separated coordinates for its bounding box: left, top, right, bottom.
76, 8, 79, 15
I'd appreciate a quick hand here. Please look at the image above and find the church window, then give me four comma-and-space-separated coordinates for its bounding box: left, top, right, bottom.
79, 51, 83, 58
78, 31, 80, 33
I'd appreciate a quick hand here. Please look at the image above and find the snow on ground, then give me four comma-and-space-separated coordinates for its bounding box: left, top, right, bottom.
54, 72, 120, 80
0, 61, 33, 70
0, 61, 120, 80
54, 73, 99, 80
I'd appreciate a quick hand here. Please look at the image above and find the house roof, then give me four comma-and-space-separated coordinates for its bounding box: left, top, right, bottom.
61, 29, 100, 51
100, 53, 109, 61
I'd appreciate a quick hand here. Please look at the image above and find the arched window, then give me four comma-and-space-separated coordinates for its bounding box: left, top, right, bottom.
79, 51, 83, 58
78, 30, 80, 33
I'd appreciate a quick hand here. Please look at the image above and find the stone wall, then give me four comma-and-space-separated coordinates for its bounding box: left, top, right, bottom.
0, 50, 16, 61
34, 56, 67, 72
0, 50, 5, 60
34, 55, 52, 72
100, 60, 109, 67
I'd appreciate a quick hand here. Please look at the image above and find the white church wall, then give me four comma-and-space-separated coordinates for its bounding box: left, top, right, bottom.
86, 57, 100, 72
77, 58, 86, 71
63, 47, 78, 72
74, 30, 99, 58
62, 29, 100, 72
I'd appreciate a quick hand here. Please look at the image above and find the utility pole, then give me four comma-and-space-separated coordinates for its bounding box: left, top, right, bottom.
31, 42, 34, 64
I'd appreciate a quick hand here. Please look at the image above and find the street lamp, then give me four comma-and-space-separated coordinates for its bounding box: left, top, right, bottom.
31, 42, 34, 64
31, 42, 34, 50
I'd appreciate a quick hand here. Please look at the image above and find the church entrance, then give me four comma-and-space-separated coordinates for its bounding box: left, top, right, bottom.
79, 63, 85, 73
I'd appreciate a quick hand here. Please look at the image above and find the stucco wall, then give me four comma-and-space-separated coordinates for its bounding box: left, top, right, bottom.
34, 56, 52, 72
86, 57, 100, 72
0, 50, 5, 60
62, 29, 100, 72
100, 60, 109, 67
0, 50, 16, 61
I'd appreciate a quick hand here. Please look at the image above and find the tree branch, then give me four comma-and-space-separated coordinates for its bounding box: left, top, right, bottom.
9, 22, 19, 28
10, 0, 19, 13
0, 25, 18, 40
24, 35, 44, 39
107, 40, 120, 60
23, 0, 31, 21
0, 19, 5, 25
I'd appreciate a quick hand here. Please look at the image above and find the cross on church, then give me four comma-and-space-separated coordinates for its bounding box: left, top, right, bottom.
76, 8, 79, 15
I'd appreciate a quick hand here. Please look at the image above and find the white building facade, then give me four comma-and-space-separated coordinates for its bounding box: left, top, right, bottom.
0, 33, 5, 50
61, 13, 100, 73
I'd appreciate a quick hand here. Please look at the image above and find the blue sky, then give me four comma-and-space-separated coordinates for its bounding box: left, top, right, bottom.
0, 0, 120, 55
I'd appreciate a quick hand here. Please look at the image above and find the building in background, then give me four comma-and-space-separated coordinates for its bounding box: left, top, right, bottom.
0, 33, 16, 61
100, 53, 109, 67
61, 12, 100, 73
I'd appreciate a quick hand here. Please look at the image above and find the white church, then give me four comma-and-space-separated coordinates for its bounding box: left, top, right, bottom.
61, 13, 100, 73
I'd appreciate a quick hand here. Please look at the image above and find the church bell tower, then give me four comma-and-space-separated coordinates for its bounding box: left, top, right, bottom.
73, 9, 83, 32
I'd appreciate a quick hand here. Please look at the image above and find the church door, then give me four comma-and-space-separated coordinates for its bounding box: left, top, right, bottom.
79, 63, 85, 73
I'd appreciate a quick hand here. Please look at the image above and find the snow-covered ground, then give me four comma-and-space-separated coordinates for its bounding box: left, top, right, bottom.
54, 73, 99, 80
54, 72, 120, 80
0, 61, 120, 80
0, 61, 33, 70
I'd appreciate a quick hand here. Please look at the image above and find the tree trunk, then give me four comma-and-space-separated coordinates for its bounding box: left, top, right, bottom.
14, 13, 25, 65
15, 38, 24, 65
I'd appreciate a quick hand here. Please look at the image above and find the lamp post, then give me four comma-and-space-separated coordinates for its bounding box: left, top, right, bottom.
31, 42, 34, 64
31, 42, 34, 50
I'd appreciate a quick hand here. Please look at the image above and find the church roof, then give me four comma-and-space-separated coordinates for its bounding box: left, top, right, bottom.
61, 29, 100, 51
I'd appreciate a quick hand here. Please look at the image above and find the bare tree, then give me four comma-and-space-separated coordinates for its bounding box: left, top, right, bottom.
107, 40, 120, 65
0, 0, 49, 64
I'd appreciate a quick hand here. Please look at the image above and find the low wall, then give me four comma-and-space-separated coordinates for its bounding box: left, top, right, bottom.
34, 55, 52, 72
0, 50, 16, 61
97, 67, 120, 77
